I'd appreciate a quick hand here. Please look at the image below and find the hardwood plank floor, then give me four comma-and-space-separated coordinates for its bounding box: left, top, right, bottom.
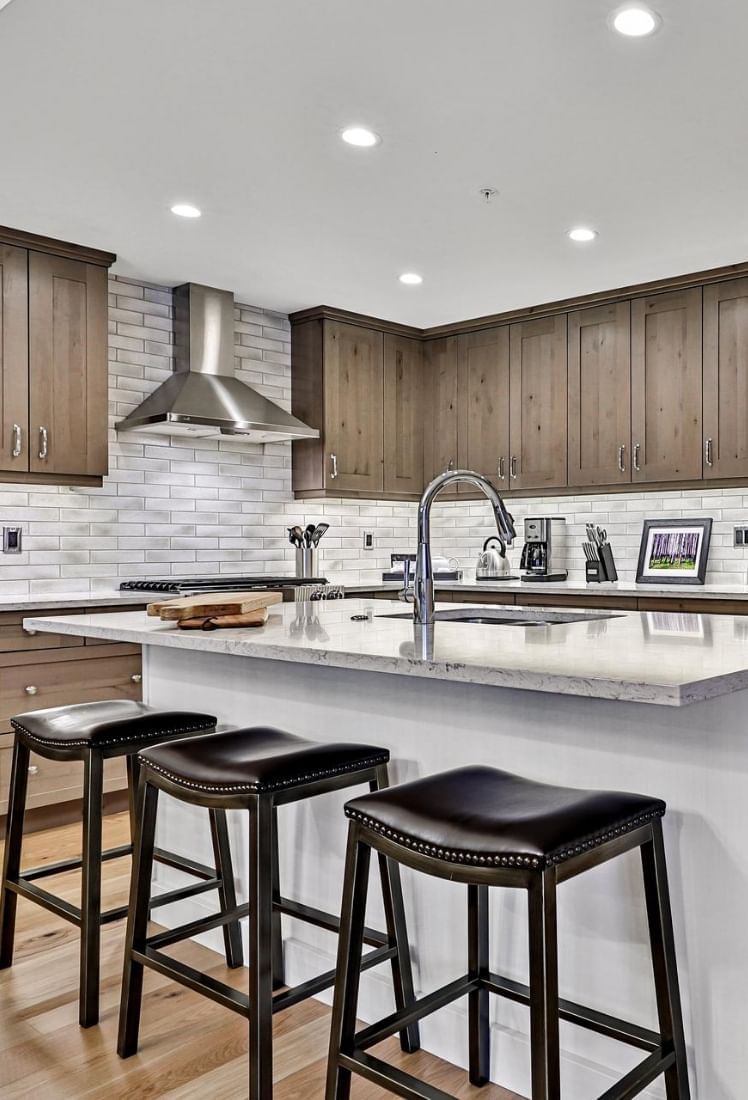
0, 813, 522, 1098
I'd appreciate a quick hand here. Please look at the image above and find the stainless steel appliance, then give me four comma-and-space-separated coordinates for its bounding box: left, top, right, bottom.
475, 537, 516, 580
119, 575, 327, 596
519, 517, 568, 582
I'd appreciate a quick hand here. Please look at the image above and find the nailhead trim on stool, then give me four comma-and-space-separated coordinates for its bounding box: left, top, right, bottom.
140, 750, 391, 794
345, 805, 665, 870
11, 719, 215, 751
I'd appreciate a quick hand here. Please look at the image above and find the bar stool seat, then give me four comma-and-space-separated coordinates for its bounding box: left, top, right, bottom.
118, 727, 420, 1100
1, 700, 243, 1030
327, 766, 690, 1100
344, 765, 666, 869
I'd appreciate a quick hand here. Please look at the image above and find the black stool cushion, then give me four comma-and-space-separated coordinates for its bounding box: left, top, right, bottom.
11, 700, 216, 756
345, 766, 665, 871
139, 726, 389, 797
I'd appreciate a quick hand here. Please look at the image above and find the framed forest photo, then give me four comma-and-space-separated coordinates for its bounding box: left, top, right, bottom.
636, 518, 712, 585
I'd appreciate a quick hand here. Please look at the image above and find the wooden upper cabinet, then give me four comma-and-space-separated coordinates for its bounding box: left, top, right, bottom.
323, 320, 384, 494
457, 326, 510, 489
423, 336, 459, 492
28, 253, 109, 478
568, 302, 631, 487
631, 288, 702, 483
509, 313, 567, 491
0, 246, 29, 475
383, 334, 423, 495
703, 278, 748, 480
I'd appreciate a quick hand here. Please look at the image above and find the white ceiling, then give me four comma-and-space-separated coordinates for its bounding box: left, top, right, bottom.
1, 0, 746, 326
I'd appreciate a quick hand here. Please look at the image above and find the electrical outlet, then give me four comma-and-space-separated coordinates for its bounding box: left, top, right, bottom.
734, 526, 748, 547
2, 526, 22, 553
362, 531, 374, 550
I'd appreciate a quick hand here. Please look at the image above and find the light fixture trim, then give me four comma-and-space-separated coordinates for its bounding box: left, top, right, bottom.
611, 5, 660, 37
340, 126, 381, 148
170, 202, 202, 219
567, 226, 598, 243
399, 272, 423, 285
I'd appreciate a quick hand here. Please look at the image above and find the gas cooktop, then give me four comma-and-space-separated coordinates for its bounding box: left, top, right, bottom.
120, 576, 327, 595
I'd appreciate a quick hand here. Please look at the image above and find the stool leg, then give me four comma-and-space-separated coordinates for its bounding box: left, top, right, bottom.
271, 805, 285, 990
641, 821, 691, 1100
527, 869, 560, 1100
326, 822, 372, 1100
248, 795, 274, 1100
468, 883, 490, 1085
208, 808, 244, 969
118, 777, 159, 1058
0, 737, 31, 968
80, 751, 104, 1028
371, 765, 420, 1054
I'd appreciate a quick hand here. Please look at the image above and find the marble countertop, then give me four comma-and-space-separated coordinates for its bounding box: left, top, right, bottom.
23, 598, 748, 707
0, 590, 150, 612
344, 577, 748, 600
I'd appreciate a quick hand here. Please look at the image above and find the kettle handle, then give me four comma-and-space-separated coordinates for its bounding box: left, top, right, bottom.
482, 536, 506, 555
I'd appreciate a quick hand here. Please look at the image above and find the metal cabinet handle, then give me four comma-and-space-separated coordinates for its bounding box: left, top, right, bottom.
510, 455, 518, 480
24, 685, 38, 696
447, 458, 455, 471
705, 438, 714, 468
498, 456, 506, 480
38, 426, 48, 460
618, 444, 626, 473
130, 673, 142, 684
633, 443, 641, 472
330, 452, 338, 479
23, 627, 37, 636
28, 765, 39, 776
12, 424, 22, 458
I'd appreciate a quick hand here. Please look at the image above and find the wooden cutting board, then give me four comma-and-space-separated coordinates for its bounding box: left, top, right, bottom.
147, 590, 283, 621
177, 607, 270, 630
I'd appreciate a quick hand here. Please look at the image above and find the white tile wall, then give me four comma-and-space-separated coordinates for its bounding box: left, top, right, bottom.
1, 273, 747, 595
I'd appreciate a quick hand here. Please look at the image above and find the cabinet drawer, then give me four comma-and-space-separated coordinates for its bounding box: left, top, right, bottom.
0, 747, 127, 814
0, 652, 142, 734
0, 611, 84, 654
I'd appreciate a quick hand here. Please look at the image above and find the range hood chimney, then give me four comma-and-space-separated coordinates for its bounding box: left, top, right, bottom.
116, 283, 319, 442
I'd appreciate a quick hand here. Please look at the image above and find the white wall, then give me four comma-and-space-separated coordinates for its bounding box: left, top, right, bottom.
0, 274, 746, 595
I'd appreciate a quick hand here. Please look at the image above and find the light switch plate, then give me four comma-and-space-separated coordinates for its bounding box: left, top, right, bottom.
2, 526, 22, 553
362, 531, 374, 550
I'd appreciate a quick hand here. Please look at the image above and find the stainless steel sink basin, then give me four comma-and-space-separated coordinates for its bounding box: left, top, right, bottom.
377, 607, 620, 627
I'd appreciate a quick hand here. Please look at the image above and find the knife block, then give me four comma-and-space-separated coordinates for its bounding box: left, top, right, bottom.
586, 544, 618, 583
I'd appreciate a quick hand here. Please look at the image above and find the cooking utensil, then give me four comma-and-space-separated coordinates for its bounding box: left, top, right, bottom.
311, 522, 329, 546
288, 525, 304, 548
303, 523, 316, 547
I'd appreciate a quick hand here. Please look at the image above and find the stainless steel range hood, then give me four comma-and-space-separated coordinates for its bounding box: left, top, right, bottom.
115, 283, 319, 442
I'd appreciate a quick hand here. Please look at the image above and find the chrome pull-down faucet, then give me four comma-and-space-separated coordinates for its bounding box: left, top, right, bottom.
413, 469, 516, 625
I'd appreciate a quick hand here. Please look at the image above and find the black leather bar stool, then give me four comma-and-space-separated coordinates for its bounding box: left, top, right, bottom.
118, 726, 420, 1099
327, 765, 691, 1100
0, 700, 243, 1027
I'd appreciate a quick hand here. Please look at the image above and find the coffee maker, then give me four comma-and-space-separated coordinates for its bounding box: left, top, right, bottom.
519, 517, 568, 582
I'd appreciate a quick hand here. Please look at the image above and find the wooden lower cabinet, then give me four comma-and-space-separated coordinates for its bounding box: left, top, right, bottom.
0, 607, 143, 818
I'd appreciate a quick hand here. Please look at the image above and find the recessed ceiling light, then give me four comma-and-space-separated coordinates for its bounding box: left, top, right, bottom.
399, 273, 423, 285
340, 126, 381, 148
170, 203, 202, 218
567, 227, 598, 243
612, 6, 660, 36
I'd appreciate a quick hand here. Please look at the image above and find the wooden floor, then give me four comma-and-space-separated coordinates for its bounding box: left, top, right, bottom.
0, 813, 522, 1099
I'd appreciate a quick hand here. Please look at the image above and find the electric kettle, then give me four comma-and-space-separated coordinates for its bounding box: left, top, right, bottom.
476, 537, 513, 580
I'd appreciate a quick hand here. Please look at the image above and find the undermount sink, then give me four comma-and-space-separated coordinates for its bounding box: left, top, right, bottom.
377, 607, 621, 627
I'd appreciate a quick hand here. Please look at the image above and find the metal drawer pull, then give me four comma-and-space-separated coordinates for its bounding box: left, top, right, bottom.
633, 443, 641, 472
130, 673, 142, 684
510, 456, 518, 479
12, 424, 22, 458
28, 765, 39, 776
618, 444, 626, 473
330, 452, 338, 479
38, 426, 48, 460
497, 456, 506, 480
705, 438, 714, 467
24, 685, 38, 696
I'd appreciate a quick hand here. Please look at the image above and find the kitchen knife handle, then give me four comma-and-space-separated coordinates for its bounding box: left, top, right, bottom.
498, 456, 506, 480
705, 437, 713, 468
633, 442, 641, 472
38, 426, 48, 461
330, 452, 338, 479
618, 444, 626, 473
12, 424, 22, 458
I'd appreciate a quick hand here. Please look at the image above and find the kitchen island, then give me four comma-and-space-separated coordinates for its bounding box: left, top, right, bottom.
24, 599, 748, 1099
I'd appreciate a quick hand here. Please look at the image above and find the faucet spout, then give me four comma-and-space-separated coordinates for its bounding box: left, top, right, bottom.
414, 469, 515, 625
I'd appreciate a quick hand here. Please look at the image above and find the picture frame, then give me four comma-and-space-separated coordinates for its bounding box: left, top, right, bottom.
636, 518, 712, 585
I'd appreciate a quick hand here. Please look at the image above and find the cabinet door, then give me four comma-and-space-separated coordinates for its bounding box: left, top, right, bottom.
631, 288, 702, 483
28, 253, 108, 477
457, 326, 510, 488
0, 245, 29, 474
509, 313, 567, 490
568, 302, 631, 486
384, 333, 423, 495
423, 336, 459, 495
703, 278, 748, 480
323, 320, 384, 493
